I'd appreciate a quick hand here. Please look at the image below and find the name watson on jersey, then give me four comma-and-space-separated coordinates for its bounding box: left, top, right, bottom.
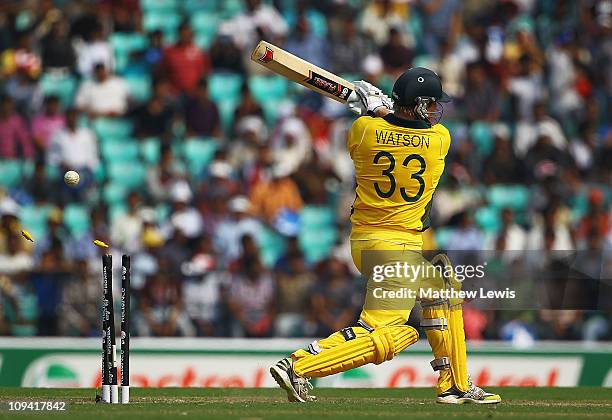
372, 287, 516, 300
375, 130, 431, 148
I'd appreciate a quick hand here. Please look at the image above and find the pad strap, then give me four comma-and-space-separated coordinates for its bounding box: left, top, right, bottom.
420, 317, 448, 330
357, 319, 374, 332
431, 357, 451, 371
307, 341, 322, 355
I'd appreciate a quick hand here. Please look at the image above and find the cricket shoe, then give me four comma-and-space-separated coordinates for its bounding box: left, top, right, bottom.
269, 357, 316, 402
437, 377, 501, 404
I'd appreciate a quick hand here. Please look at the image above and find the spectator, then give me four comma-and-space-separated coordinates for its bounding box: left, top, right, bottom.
75, 63, 130, 117
0, 95, 34, 159
182, 235, 225, 336
464, 62, 501, 122
5, 68, 42, 116
0, 235, 33, 275
47, 108, 99, 190
418, 0, 462, 57
274, 245, 316, 337
31, 95, 65, 156
0, 31, 41, 79
110, 192, 145, 254
142, 30, 164, 70
40, 19, 75, 72
225, 0, 288, 49
576, 189, 609, 246
138, 273, 195, 337
214, 195, 262, 263
507, 55, 545, 122
75, 21, 113, 77
329, 14, 372, 75
132, 81, 175, 139
309, 257, 360, 336
492, 208, 527, 252
250, 168, 304, 225
233, 83, 264, 124
270, 117, 312, 177
483, 136, 523, 184
209, 33, 245, 74
168, 182, 204, 240
161, 21, 209, 95
446, 212, 484, 251
184, 78, 221, 137
59, 259, 99, 336
228, 251, 275, 337
379, 27, 413, 75
146, 144, 187, 202
515, 102, 568, 157
360, 0, 408, 45
228, 116, 267, 171
284, 15, 328, 69
29, 249, 67, 336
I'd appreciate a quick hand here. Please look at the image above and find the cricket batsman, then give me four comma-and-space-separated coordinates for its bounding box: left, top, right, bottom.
270, 68, 502, 405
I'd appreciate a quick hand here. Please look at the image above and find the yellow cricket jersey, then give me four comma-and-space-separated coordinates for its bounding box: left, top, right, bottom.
348, 114, 451, 234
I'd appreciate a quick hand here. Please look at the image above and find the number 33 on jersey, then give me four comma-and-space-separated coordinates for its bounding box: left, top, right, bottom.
348, 114, 451, 232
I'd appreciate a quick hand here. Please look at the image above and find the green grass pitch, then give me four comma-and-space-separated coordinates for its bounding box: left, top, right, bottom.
1, 387, 611, 419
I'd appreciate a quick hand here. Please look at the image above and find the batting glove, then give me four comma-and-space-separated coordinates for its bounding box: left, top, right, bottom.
347, 80, 394, 116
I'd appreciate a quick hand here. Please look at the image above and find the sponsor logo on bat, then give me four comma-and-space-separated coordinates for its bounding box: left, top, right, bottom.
258, 47, 274, 63
305, 71, 353, 100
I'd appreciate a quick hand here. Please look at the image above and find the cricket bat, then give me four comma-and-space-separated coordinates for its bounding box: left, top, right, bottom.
250, 40, 354, 103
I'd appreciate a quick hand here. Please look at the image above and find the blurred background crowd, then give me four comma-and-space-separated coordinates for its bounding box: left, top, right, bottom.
0, 0, 610, 343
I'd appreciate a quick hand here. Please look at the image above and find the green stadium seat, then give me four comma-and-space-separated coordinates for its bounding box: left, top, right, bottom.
20, 205, 51, 240
191, 10, 219, 50
140, 137, 161, 164
470, 122, 494, 157
140, 0, 179, 13
208, 73, 243, 103
407, 9, 423, 46
109, 203, 128, 223
107, 162, 147, 189
125, 75, 152, 102
93, 164, 106, 183
434, 227, 455, 250
194, 32, 216, 50
183, 0, 218, 13
487, 185, 530, 211
100, 138, 140, 162
38, 73, 77, 107
248, 75, 288, 103
64, 204, 90, 237
260, 99, 281, 124
110, 32, 147, 56
0, 160, 23, 188
217, 98, 239, 132
45, 163, 61, 181
257, 227, 286, 267
92, 118, 133, 140
219, 0, 244, 18
183, 137, 218, 176
103, 182, 130, 206
155, 203, 170, 224
299, 227, 338, 264
474, 206, 501, 233
142, 11, 181, 39
191, 11, 219, 37
300, 205, 335, 229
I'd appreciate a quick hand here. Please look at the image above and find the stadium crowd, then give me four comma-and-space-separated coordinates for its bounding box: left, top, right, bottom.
0, 0, 610, 343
